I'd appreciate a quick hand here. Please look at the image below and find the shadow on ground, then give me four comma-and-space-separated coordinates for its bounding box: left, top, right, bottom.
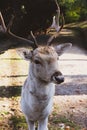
0, 74, 87, 98
55, 75, 87, 95
0, 85, 21, 98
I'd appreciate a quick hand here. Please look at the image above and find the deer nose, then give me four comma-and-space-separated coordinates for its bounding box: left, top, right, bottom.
51, 71, 64, 84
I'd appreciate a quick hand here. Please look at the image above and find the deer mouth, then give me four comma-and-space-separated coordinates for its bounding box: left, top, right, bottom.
37, 73, 64, 84
51, 71, 64, 84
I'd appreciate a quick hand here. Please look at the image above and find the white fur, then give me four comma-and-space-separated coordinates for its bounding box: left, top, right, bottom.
21, 63, 55, 130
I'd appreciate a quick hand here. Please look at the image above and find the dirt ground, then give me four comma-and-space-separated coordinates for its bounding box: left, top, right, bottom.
0, 45, 87, 129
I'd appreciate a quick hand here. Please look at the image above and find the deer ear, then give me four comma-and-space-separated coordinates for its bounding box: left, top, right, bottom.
16, 48, 33, 60
55, 43, 72, 56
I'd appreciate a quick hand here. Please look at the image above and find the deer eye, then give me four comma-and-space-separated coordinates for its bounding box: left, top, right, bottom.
34, 59, 41, 64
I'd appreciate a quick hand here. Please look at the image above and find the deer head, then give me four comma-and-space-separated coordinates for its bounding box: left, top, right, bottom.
17, 0, 72, 84
17, 43, 71, 84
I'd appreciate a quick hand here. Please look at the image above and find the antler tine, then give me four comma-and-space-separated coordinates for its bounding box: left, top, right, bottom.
30, 31, 38, 49
55, 0, 60, 14
7, 14, 14, 32
47, 14, 64, 46
0, 12, 7, 32
47, 0, 64, 46
55, 0, 60, 28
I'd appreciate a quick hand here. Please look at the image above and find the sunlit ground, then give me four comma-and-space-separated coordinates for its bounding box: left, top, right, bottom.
65, 20, 87, 28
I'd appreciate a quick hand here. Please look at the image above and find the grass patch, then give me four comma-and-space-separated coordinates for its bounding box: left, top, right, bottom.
0, 110, 82, 130
48, 104, 81, 130
9, 115, 80, 130
49, 115, 81, 130
0, 111, 9, 116
9, 115, 28, 130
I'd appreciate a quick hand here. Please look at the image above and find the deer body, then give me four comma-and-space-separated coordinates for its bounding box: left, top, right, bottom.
21, 72, 55, 121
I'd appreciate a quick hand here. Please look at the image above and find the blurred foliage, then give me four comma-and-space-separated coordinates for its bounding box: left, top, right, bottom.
0, 0, 87, 35
58, 0, 87, 23
0, 0, 57, 36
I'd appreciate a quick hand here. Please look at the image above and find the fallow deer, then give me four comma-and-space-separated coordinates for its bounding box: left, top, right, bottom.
16, 1, 72, 130
0, 1, 72, 130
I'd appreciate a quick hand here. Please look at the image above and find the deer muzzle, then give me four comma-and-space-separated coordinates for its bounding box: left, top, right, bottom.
51, 71, 64, 84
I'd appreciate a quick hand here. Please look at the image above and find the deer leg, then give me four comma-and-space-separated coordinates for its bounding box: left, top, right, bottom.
26, 117, 35, 130
38, 117, 48, 130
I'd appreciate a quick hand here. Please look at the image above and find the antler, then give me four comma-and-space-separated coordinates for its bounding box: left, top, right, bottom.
0, 12, 36, 54
0, 12, 7, 32
6, 14, 15, 32
30, 31, 38, 49
47, 0, 64, 46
